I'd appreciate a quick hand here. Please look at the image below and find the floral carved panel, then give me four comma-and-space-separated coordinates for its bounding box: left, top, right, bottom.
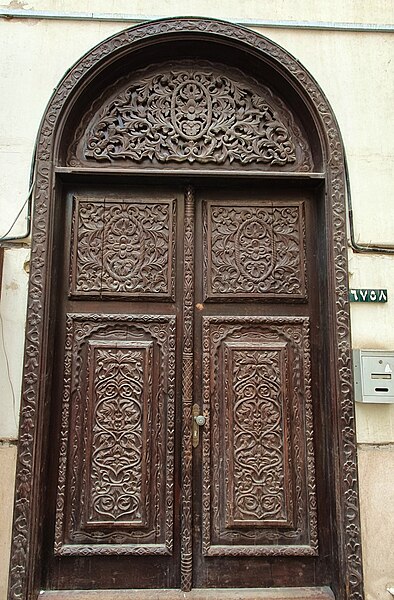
55, 314, 176, 556
69, 195, 176, 299
86, 342, 150, 527
202, 316, 318, 557
224, 343, 291, 528
204, 200, 307, 301
9, 18, 363, 600
68, 62, 313, 171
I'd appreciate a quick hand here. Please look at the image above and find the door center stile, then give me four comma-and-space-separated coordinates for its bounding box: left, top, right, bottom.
181, 185, 195, 591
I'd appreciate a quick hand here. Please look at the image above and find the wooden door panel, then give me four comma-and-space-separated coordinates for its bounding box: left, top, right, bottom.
42, 182, 330, 592
54, 313, 176, 556
203, 200, 307, 301
201, 316, 318, 557
43, 184, 183, 589
69, 194, 176, 300
192, 186, 326, 590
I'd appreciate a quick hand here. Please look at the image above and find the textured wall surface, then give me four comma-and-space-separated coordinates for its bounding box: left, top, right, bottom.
358, 445, 394, 600
0, 1, 393, 598
0, 445, 16, 600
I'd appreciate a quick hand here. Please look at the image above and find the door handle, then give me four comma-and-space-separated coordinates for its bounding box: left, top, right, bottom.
192, 403, 206, 448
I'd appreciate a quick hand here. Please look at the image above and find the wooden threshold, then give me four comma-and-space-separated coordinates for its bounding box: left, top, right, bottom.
39, 587, 335, 600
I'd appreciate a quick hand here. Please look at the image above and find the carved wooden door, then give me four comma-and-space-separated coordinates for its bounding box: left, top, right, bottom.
45, 180, 330, 594
190, 184, 328, 592
46, 185, 182, 589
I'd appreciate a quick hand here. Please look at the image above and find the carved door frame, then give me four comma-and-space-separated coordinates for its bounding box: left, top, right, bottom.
8, 18, 363, 600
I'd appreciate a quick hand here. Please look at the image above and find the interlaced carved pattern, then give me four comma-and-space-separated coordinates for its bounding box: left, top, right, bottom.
180, 187, 195, 591
227, 347, 289, 525
69, 62, 312, 170
54, 314, 175, 556
202, 316, 318, 556
9, 19, 363, 600
204, 201, 307, 299
70, 196, 175, 299
88, 345, 149, 524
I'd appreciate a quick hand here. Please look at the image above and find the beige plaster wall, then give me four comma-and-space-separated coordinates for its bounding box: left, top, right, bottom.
0, 2, 393, 598
0, 248, 29, 439
358, 445, 394, 600
0, 445, 16, 600
2, 0, 394, 25
350, 254, 394, 446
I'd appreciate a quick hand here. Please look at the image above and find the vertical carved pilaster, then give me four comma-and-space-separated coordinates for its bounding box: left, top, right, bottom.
180, 186, 194, 591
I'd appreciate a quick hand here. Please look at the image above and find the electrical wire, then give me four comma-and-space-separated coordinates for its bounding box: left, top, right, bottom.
344, 152, 394, 255
0, 143, 36, 244
0, 188, 32, 242
0, 91, 391, 254
0, 311, 18, 428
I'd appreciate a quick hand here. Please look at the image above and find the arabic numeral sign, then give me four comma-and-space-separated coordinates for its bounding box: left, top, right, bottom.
349, 289, 388, 303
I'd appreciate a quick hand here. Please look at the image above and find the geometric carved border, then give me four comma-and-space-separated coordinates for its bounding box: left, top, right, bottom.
202, 316, 318, 557
180, 187, 195, 590
9, 18, 363, 600
54, 313, 176, 556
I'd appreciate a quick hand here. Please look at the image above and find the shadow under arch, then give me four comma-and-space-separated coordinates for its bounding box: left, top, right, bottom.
9, 17, 363, 600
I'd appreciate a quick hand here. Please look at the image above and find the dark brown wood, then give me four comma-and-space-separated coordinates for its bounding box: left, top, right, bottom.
203, 199, 307, 301
43, 182, 329, 592
69, 194, 176, 299
9, 17, 363, 600
180, 186, 195, 590
191, 185, 326, 589
40, 185, 182, 589
201, 317, 317, 555
55, 166, 326, 179
54, 314, 176, 557
40, 587, 335, 600
67, 62, 313, 172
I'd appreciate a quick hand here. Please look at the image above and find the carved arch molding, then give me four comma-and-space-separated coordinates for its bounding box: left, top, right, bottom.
9, 17, 363, 600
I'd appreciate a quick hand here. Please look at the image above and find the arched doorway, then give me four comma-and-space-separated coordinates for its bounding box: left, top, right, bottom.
9, 18, 363, 600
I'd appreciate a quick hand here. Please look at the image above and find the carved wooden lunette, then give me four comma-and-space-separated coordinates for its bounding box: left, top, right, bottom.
67, 61, 313, 172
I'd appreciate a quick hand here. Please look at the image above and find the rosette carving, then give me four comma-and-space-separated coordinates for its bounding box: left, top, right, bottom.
205, 202, 307, 299
70, 64, 312, 170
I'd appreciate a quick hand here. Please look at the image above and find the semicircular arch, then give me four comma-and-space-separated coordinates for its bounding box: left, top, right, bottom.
9, 17, 363, 600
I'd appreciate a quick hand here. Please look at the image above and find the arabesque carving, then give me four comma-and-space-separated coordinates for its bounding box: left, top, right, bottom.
54, 314, 175, 556
202, 316, 318, 557
205, 201, 307, 299
9, 19, 363, 600
227, 346, 289, 526
70, 197, 175, 298
88, 345, 149, 524
69, 63, 312, 170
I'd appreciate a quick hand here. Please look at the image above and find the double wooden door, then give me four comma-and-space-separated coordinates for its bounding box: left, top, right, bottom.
45, 181, 331, 593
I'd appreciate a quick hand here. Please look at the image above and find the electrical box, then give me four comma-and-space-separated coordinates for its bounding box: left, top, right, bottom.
353, 350, 394, 403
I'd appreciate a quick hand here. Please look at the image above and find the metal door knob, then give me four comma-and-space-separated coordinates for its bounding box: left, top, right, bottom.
192, 404, 206, 447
